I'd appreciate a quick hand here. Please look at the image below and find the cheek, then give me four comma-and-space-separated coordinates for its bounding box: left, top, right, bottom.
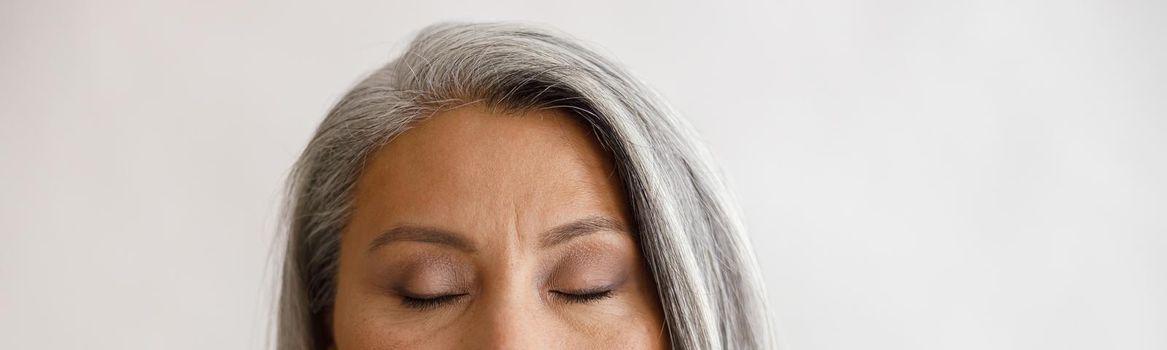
331, 282, 399, 349
562, 309, 665, 349
332, 264, 457, 349
331, 294, 458, 350
590, 283, 667, 348
547, 267, 665, 348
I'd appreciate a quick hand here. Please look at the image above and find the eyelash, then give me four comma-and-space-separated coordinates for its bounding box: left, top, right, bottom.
400, 293, 467, 311
552, 289, 615, 304
398, 289, 614, 310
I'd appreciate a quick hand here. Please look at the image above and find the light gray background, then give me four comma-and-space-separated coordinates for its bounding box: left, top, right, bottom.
2, 0, 1164, 349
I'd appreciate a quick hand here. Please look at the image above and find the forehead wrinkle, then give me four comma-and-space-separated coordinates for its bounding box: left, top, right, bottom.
358, 104, 630, 251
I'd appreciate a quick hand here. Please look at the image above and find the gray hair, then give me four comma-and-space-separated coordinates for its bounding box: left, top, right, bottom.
278, 22, 772, 350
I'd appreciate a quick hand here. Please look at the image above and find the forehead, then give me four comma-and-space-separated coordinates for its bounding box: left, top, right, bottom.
349, 105, 627, 239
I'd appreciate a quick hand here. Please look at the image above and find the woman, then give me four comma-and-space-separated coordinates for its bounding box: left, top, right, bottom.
278, 22, 771, 349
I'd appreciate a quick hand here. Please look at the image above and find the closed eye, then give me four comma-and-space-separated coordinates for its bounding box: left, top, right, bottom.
551, 289, 614, 304
400, 293, 467, 311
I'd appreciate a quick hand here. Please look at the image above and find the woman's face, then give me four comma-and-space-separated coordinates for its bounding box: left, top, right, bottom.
331, 105, 667, 349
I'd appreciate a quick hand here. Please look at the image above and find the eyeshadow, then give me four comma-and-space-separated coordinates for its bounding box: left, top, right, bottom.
546, 244, 632, 292
400, 262, 461, 294
368, 252, 471, 296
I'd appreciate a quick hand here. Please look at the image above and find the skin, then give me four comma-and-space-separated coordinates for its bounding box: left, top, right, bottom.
331, 104, 667, 349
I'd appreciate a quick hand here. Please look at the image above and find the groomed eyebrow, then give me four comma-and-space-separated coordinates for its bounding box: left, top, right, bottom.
539, 215, 628, 248
367, 226, 474, 253
366, 215, 629, 253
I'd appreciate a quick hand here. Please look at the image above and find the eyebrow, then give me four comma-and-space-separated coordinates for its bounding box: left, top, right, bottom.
539, 216, 628, 248
366, 215, 629, 253
367, 226, 474, 253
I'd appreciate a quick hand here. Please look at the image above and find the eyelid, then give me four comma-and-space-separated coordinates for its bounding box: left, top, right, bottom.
392, 284, 467, 300
396, 283, 469, 310
381, 259, 471, 297
397, 291, 468, 310
551, 285, 613, 295
551, 288, 615, 304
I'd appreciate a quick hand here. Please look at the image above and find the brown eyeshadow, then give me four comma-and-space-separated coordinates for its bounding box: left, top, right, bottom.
369, 252, 471, 297
546, 244, 632, 292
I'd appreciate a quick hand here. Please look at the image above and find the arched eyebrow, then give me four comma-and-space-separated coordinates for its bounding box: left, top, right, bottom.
367, 226, 474, 253
539, 215, 628, 248
366, 215, 629, 253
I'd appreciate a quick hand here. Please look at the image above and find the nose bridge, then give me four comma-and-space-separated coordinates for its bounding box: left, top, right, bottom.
461, 213, 556, 350
470, 259, 551, 350
483, 294, 535, 349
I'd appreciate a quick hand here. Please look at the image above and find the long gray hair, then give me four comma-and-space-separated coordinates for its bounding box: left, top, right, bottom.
278, 22, 772, 350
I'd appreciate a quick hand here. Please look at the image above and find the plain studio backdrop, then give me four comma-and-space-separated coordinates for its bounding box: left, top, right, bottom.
2, 0, 1164, 349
